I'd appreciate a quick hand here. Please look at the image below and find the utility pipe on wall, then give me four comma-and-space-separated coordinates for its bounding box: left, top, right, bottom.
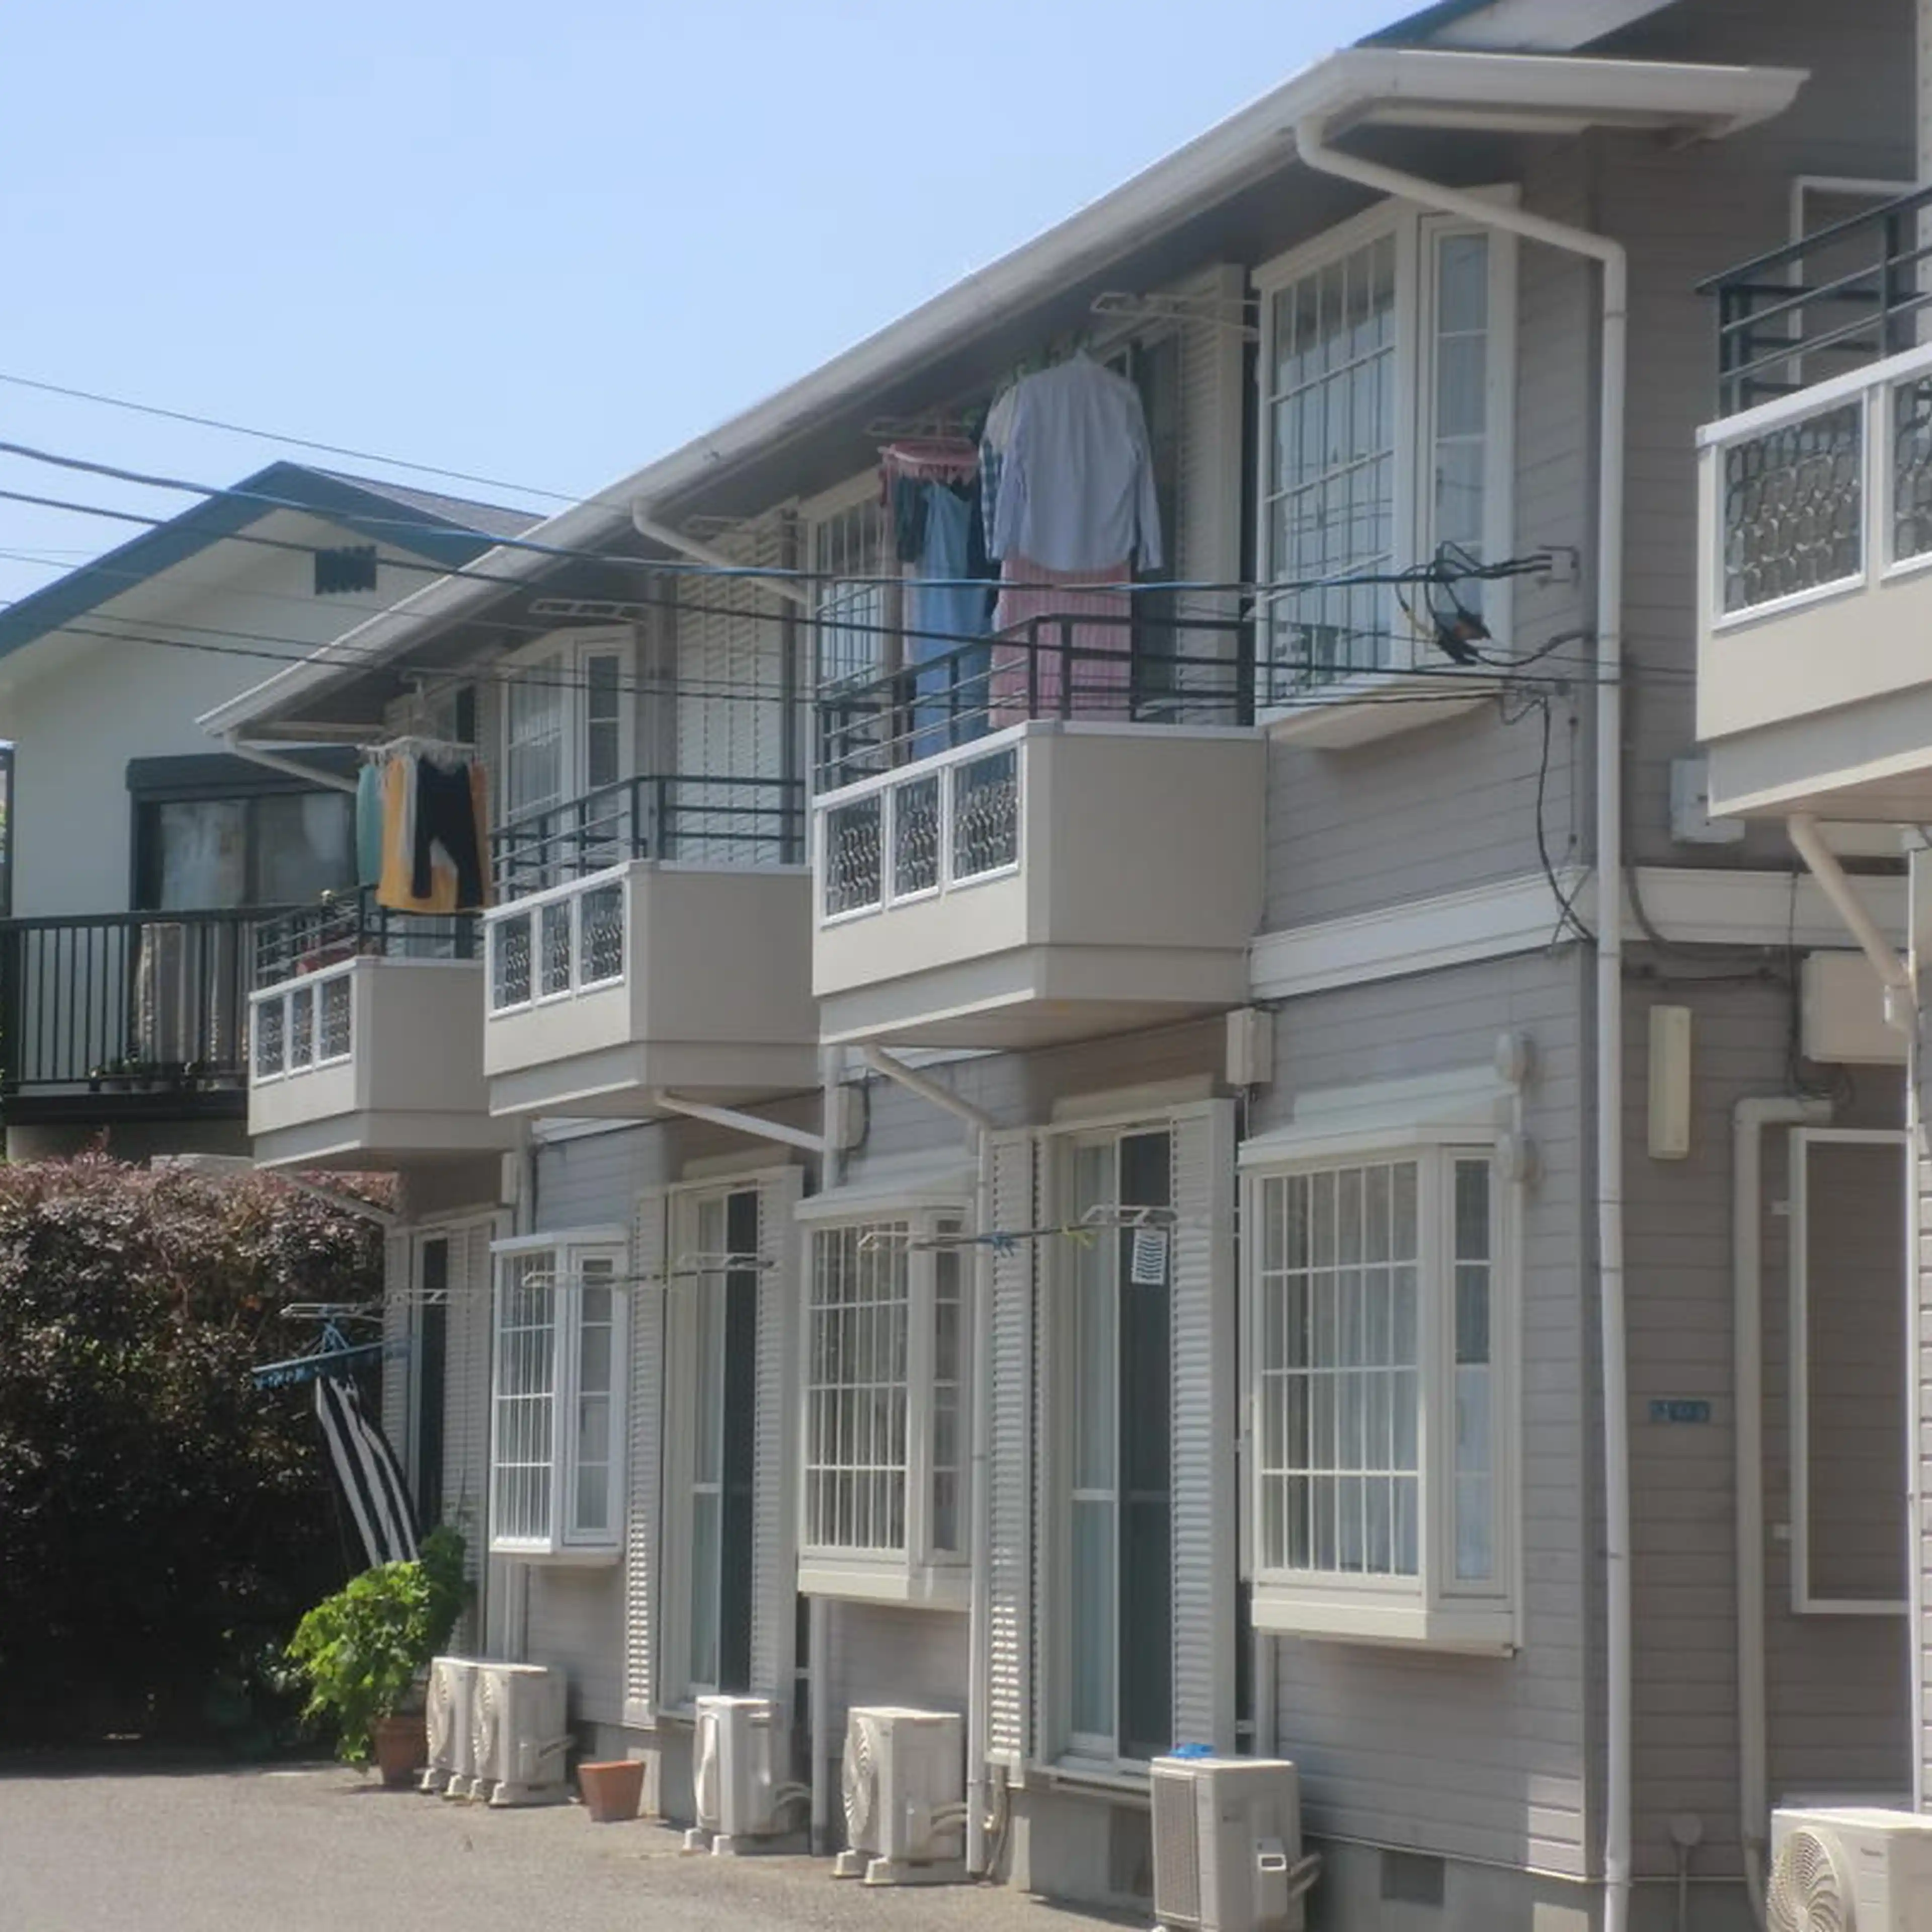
1291, 118, 1633, 1932
630, 505, 814, 611
1733, 1095, 1830, 1923
855, 1045, 999, 1878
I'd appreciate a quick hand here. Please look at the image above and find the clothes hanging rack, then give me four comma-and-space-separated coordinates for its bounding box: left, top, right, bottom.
364, 733, 475, 770
252, 1314, 407, 1390
1089, 289, 1259, 340
857, 1202, 1180, 1256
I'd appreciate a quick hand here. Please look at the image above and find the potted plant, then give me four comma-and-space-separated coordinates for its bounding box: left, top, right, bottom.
286, 1526, 469, 1786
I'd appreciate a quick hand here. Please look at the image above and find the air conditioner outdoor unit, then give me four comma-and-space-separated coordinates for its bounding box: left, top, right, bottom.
835, 1706, 965, 1885
685, 1694, 794, 1855
421, 1655, 480, 1797
1769, 1807, 1932, 1932
1151, 1755, 1317, 1932
467, 1661, 570, 1807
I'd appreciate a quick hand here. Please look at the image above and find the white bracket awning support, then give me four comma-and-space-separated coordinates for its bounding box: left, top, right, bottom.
648, 1089, 827, 1156
1787, 814, 1916, 1028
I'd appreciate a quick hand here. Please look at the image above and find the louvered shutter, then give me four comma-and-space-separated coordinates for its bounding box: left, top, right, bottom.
1168, 1101, 1238, 1754
623, 1188, 670, 1727
751, 1166, 806, 1710
674, 514, 792, 863
447, 1217, 501, 1648
380, 1231, 411, 1448
985, 1130, 1036, 1773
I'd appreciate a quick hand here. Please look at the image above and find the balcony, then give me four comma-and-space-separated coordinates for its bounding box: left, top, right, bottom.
1697, 185, 1932, 821
813, 622, 1264, 1050
482, 775, 818, 1117
0, 907, 271, 1125
248, 892, 511, 1172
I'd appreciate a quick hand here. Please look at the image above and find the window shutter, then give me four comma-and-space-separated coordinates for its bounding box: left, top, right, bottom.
751, 1166, 806, 1710
380, 1231, 411, 1450
1169, 1100, 1238, 1754
986, 1130, 1036, 1773
1172, 265, 1247, 714
623, 1188, 669, 1728
673, 514, 792, 862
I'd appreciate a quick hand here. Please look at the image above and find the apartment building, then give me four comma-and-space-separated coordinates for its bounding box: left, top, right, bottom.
204, 3, 1925, 1925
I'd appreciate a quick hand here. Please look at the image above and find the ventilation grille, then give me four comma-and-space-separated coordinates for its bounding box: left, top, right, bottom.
1150, 1766, 1202, 1926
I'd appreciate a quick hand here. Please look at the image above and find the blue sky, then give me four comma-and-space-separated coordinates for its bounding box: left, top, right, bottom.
0, 0, 1400, 614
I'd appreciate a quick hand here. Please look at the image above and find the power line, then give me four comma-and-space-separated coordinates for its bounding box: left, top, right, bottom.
0, 369, 576, 508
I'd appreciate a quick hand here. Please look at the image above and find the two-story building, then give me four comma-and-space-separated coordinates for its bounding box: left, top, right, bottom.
206, 3, 1931, 1926
0, 461, 535, 1163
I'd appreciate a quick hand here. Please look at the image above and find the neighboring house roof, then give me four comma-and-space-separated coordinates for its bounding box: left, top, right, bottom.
0, 460, 541, 666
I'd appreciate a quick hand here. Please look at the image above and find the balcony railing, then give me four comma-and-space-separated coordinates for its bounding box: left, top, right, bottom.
0, 907, 289, 1102
492, 773, 806, 902
1704, 183, 1932, 417
1703, 336, 1932, 624
254, 887, 475, 990
815, 612, 1252, 792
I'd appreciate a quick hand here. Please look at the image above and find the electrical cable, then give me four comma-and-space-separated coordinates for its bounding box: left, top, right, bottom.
0, 367, 579, 507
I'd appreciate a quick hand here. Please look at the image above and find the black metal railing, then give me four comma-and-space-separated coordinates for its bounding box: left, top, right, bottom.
253, 887, 476, 991
815, 612, 1253, 792
491, 773, 806, 902
0, 906, 292, 1099
1704, 183, 1932, 416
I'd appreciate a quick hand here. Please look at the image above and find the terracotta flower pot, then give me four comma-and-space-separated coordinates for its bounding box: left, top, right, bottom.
372, 1713, 428, 1789
578, 1758, 645, 1823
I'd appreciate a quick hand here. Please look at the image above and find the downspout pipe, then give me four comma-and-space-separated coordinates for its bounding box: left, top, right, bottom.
1733, 1095, 1830, 1924
857, 1046, 999, 1878
1787, 814, 1915, 1016
1291, 118, 1633, 1932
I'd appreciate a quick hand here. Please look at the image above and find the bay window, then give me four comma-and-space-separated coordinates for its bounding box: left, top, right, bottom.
1242, 1082, 1517, 1650
490, 1230, 628, 1560
1254, 200, 1515, 716
796, 1190, 970, 1606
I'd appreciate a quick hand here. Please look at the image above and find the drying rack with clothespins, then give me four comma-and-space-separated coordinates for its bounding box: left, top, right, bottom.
1089, 289, 1260, 341
859, 1203, 1180, 1283
363, 733, 476, 772
252, 1304, 403, 1390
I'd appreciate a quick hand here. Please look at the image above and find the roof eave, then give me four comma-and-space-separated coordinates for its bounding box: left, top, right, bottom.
201, 45, 1809, 738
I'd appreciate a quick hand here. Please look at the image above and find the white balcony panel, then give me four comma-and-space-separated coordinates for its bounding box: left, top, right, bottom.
814, 722, 1265, 1051
483, 861, 818, 1118
249, 958, 509, 1170
1698, 340, 1932, 820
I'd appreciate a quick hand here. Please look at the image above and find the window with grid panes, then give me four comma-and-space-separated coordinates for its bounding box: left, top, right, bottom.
1255, 204, 1513, 703
489, 1234, 627, 1560
813, 494, 894, 690
1247, 1144, 1512, 1648
800, 1211, 969, 1603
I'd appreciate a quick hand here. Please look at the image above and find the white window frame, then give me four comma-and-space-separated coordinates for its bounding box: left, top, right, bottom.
1788, 1125, 1911, 1617
803, 470, 897, 693
795, 1181, 972, 1608
1240, 1079, 1520, 1652
1041, 1113, 1180, 1772
488, 1227, 629, 1563
498, 627, 637, 823
658, 1177, 763, 1710
1251, 195, 1517, 720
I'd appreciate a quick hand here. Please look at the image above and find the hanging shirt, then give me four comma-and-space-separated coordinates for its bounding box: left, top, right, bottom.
989, 355, 1162, 574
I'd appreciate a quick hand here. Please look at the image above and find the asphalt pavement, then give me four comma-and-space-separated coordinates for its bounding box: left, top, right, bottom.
0, 1759, 1116, 1932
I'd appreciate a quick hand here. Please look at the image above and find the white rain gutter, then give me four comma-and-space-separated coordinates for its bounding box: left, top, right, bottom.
647, 1090, 827, 1157
1292, 117, 1636, 1932
1733, 1094, 1831, 1923
855, 1044, 999, 1878
196, 49, 1800, 744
